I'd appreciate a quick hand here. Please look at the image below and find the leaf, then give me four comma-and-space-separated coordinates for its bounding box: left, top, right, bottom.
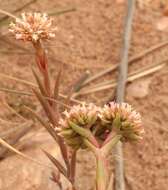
25, 106, 58, 143
33, 89, 58, 126
26, 106, 69, 170
53, 66, 62, 112
32, 67, 48, 96
69, 121, 99, 148
43, 150, 67, 177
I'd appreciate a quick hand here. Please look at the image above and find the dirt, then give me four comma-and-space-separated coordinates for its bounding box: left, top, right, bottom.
0, 0, 168, 190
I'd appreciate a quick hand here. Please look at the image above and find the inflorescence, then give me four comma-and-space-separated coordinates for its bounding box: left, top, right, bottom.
59, 102, 144, 149
9, 12, 57, 42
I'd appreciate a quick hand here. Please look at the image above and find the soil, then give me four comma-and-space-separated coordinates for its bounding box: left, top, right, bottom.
0, 0, 168, 190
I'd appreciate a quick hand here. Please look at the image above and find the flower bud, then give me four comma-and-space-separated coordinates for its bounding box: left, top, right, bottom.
59, 103, 100, 149
100, 102, 144, 142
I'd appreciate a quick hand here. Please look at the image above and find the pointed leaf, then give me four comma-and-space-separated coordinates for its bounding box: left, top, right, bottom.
53, 66, 62, 101
25, 106, 58, 142
26, 106, 69, 170
53, 66, 62, 112
69, 121, 99, 148
43, 150, 67, 177
33, 89, 58, 125
32, 67, 48, 96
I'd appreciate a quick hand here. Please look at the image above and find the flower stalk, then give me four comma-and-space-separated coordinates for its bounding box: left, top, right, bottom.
96, 152, 108, 190
33, 41, 51, 97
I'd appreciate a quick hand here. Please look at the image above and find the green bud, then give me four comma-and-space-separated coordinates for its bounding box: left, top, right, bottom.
113, 113, 121, 129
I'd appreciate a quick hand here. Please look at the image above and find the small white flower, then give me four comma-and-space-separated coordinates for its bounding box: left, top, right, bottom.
9, 12, 57, 42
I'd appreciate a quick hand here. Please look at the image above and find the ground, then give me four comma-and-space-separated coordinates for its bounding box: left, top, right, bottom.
0, 0, 168, 190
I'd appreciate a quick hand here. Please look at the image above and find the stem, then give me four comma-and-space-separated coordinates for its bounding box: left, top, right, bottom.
69, 150, 77, 184
33, 41, 51, 97
102, 135, 122, 156
96, 152, 108, 190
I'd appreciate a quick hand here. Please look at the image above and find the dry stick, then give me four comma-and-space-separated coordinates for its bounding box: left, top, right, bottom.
0, 137, 53, 169
0, 9, 17, 20
49, 7, 76, 16
0, 87, 81, 106
82, 40, 168, 87
73, 61, 167, 96
0, 73, 36, 87
0, 50, 31, 54
3, 100, 27, 121
0, 73, 82, 104
0, 136, 73, 187
0, 118, 21, 125
115, 1, 135, 190
0, 0, 37, 23
66, 71, 90, 105
0, 123, 31, 139
0, 122, 33, 158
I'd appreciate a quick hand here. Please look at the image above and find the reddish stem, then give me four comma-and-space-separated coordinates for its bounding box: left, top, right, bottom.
33, 40, 51, 97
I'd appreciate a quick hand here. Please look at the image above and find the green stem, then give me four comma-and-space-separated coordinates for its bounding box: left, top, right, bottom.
96, 152, 108, 190
102, 135, 122, 156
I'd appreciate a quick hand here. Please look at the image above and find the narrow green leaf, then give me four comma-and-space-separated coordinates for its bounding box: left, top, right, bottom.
69, 121, 99, 148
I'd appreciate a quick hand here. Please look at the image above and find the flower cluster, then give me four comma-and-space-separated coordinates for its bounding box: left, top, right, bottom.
59, 102, 144, 149
59, 103, 100, 149
9, 12, 57, 42
100, 102, 144, 141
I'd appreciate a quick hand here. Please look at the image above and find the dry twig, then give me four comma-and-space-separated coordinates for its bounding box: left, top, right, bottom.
114, 1, 135, 190
0, 121, 33, 158
82, 40, 168, 87
0, 73, 82, 104
72, 60, 167, 96
0, 0, 37, 23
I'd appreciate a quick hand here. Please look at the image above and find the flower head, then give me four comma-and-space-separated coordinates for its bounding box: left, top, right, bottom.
100, 102, 144, 142
59, 103, 100, 149
9, 12, 57, 42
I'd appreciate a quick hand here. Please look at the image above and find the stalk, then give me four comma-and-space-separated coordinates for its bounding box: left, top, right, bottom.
96, 152, 108, 190
33, 40, 51, 97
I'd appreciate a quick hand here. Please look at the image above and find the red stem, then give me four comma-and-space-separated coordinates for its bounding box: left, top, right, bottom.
33, 40, 51, 97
